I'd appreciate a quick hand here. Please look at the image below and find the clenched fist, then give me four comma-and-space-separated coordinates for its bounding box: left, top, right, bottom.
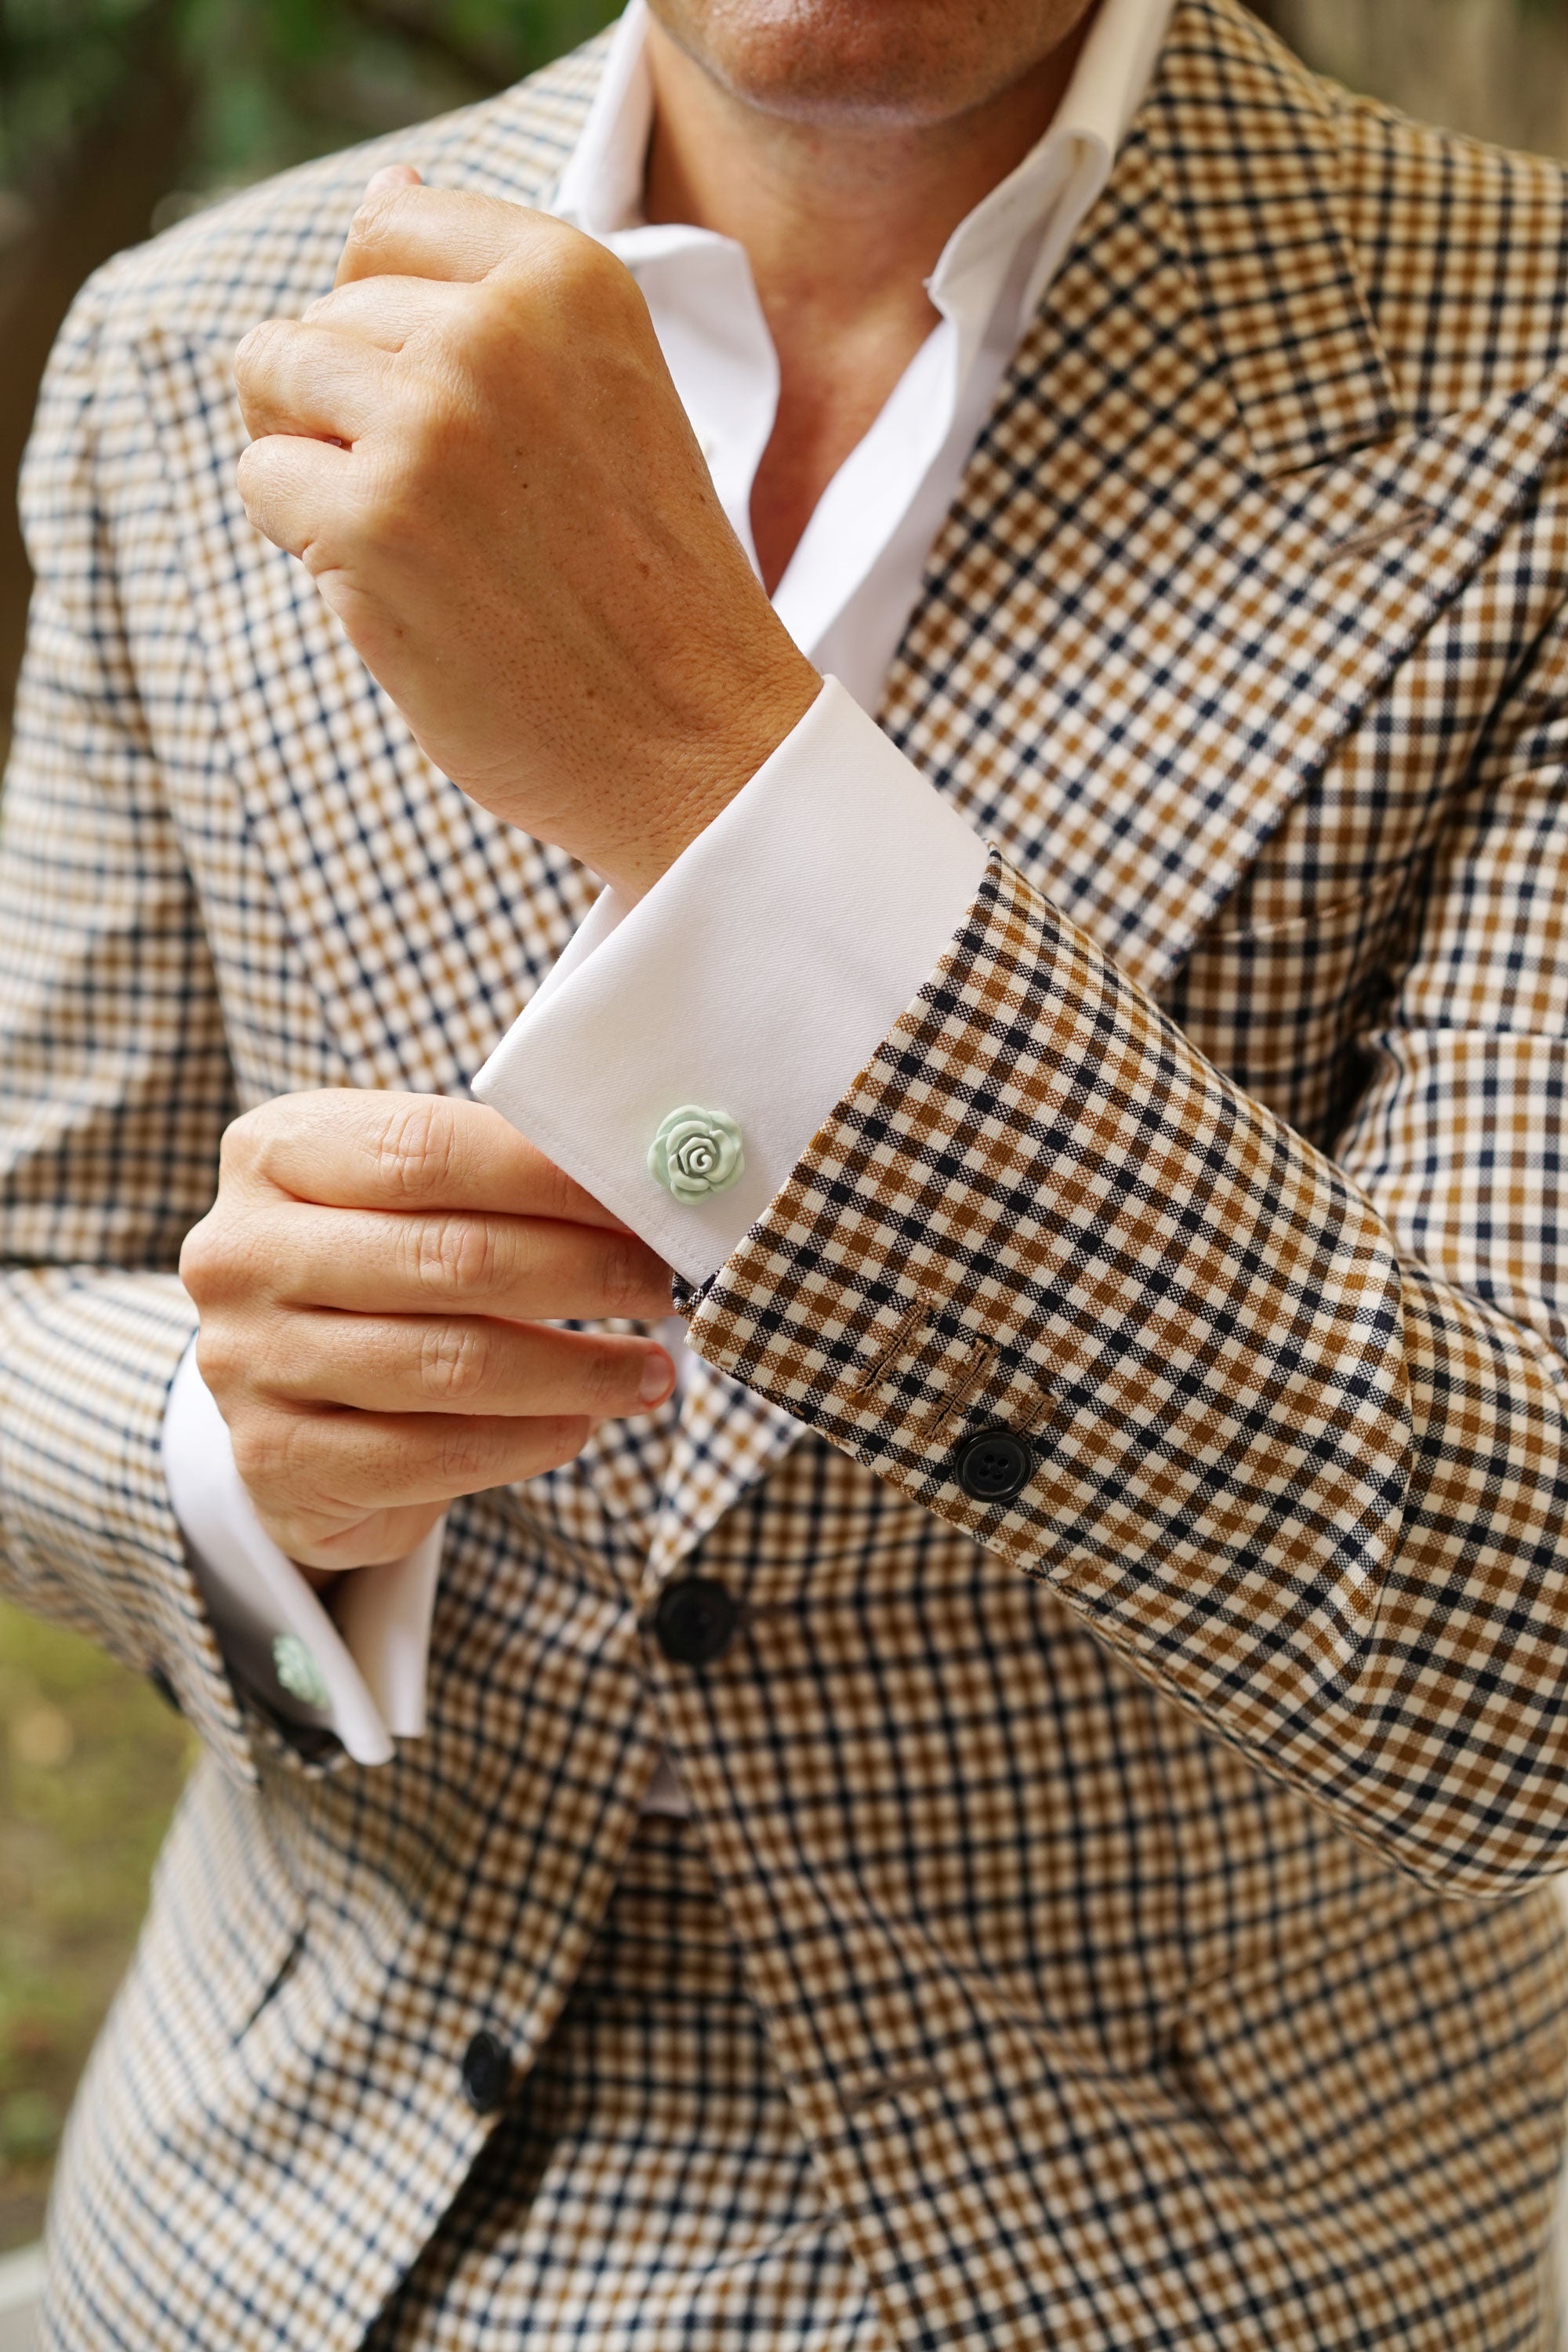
232, 171, 819, 899
180, 1091, 676, 1573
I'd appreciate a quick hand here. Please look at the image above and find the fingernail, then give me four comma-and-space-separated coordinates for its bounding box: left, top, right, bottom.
639, 1351, 674, 1406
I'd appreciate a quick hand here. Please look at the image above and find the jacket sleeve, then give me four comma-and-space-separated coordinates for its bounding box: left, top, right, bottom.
1, 271, 302, 1785
683, 623, 1568, 1904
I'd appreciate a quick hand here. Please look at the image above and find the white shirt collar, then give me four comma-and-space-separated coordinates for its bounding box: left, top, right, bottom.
550, 0, 1175, 687
553, 0, 656, 240
555, 0, 1174, 293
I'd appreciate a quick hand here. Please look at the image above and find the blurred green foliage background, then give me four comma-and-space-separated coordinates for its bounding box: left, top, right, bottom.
0, 1612, 194, 2249
0, 0, 615, 198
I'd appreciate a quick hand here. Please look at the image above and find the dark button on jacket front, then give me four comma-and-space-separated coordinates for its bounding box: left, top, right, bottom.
955, 1426, 1034, 1503
460, 2029, 512, 2114
651, 1577, 740, 1667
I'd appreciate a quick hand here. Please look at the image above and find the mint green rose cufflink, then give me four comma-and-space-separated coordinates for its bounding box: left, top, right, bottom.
648, 1105, 745, 1204
272, 1632, 328, 1708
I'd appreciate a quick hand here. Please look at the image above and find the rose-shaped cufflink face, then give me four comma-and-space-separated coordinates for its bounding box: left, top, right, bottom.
272, 1632, 328, 1708
648, 1105, 745, 1204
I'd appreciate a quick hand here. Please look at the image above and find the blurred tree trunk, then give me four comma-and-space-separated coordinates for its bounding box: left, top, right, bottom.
0, 0, 194, 763
1269, 0, 1568, 158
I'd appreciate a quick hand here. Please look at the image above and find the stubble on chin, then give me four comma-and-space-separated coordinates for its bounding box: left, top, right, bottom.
641, 0, 1105, 134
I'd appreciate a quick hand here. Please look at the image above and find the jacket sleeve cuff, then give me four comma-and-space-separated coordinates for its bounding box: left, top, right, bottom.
686, 848, 1409, 1657
471, 677, 989, 1286
163, 1344, 441, 1766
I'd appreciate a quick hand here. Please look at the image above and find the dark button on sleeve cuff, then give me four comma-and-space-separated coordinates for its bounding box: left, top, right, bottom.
955, 1428, 1034, 1504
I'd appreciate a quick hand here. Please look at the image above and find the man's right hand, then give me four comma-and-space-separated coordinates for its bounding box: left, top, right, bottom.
178, 1090, 676, 1573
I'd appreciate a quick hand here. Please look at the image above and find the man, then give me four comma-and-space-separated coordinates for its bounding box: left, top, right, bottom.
5, 0, 1568, 2339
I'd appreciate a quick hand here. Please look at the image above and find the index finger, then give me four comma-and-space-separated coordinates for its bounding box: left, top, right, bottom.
334, 182, 563, 292
225, 1090, 627, 1229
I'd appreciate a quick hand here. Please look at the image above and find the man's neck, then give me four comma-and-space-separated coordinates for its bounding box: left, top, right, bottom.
641, 13, 1095, 590
642, 18, 1089, 339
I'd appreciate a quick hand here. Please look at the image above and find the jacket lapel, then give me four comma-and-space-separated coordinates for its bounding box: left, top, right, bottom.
878, 0, 1568, 996
654, 0, 1568, 1566
140, 0, 1568, 1580
1153, 0, 1397, 477
645, 1356, 805, 1587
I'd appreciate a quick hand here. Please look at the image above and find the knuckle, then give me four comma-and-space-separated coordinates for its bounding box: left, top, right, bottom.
219, 1105, 267, 1179
234, 315, 286, 383
374, 1095, 457, 1202
230, 1409, 294, 1498
348, 183, 408, 254
584, 1343, 637, 1413
410, 1215, 461, 1297
535, 228, 622, 311
345, 454, 405, 556
180, 1209, 262, 1309
357, 473, 420, 564
539, 1157, 579, 1218
234, 443, 266, 506
193, 1322, 244, 1399
434, 1417, 497, 1492
401, 368, 459, 446
598, 1231, 653, 1319
448, 299, 518, 398
361, 411, 429, 513
419, 1318, 488, 1403
223, 1096, 314, 1196
430, 1214, 502, 1295
178, 1214, 221, 1301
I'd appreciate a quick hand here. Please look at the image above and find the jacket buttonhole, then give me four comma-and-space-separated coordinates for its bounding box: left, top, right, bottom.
920, 1341, 999, 1439
1016, 1388, 1062, 1440
851, 1292, 935, 1396
1319, 499, 1442, 568
843, 2063, 935, 2115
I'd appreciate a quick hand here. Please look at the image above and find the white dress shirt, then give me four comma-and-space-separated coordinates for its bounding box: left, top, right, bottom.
165, 0, 1173, 1773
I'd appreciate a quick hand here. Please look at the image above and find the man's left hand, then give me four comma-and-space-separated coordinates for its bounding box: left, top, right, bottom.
233, 172, 819, 899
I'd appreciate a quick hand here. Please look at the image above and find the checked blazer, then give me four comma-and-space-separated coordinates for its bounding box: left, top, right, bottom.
9, 0, 1568, 2343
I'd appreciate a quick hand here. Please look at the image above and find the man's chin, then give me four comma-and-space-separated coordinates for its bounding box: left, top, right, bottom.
644, 0, 1099, 134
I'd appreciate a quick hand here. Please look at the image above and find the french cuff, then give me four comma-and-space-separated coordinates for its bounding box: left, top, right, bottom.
162, 1343, 441, 1767
472, 676, 989, 1284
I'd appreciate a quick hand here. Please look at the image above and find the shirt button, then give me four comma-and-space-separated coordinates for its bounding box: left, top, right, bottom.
650, 1577, 741, 1667
460, 2029, 512, 2115
955, 1427, 1034, 1504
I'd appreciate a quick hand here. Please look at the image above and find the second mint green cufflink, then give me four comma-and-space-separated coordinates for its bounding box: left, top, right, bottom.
273, 1632, 328, 1708
648, 1105, 745, 1204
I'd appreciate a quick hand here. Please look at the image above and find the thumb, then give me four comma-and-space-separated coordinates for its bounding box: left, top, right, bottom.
363, 162, 423, 198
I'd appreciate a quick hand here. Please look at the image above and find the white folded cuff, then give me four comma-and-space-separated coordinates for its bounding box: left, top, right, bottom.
472, 677, 989, 1283
162, 1343, 441, 1767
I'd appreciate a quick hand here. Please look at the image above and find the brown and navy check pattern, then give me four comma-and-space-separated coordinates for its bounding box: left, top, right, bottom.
361, 1815, 888, 2350
6, 0, 1568, 2343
